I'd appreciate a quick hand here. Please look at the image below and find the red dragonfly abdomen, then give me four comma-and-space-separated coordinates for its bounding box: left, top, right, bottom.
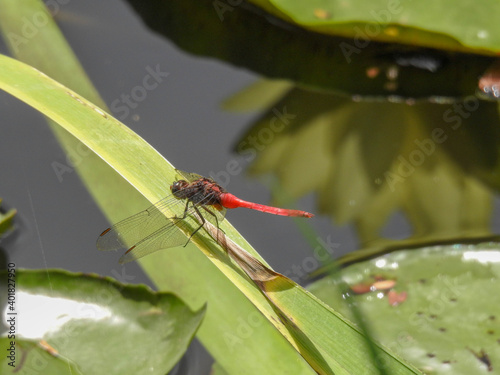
220, 193, 314, 218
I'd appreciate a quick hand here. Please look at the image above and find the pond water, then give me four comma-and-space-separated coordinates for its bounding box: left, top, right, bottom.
1, 1, 500, 374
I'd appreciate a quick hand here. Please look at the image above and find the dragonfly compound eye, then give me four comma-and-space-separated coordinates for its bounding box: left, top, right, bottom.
171, 180, 189, 198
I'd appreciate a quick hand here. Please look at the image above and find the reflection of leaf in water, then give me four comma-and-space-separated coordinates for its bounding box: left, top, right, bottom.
230, 80, 498, 244
421, 100, 500, 189
401, 151, 492, 239
234, 87, 348, 198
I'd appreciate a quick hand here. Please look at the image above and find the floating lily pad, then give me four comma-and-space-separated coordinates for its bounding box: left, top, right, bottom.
309, 243, 500, 374
124, 0, 494, 99
253, 0, 500, 53
0, 270, 205, 375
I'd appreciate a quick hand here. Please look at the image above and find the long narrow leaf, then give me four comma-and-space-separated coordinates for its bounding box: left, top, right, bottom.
0, 53, 422, 374
0, 1, 313, 373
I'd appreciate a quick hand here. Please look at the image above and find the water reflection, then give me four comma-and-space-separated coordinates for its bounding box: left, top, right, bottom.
2, 291, 114, 339
230, 81, 500, 254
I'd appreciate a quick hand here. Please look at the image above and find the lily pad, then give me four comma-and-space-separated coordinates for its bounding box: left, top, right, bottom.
253, 0, 500, 53
309, 243, 500, 374
0, 270, 205, 375
124, 0, 494, 99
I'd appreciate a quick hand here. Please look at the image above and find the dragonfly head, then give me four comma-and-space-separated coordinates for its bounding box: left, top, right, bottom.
170, 180, 189, 199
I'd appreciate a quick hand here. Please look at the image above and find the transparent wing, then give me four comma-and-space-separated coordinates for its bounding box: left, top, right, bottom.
96, 195, 187, 252
117, 203, 226, 264
97, 186, 227, 263
175, 169, 205, 182
117, 215, 195, 264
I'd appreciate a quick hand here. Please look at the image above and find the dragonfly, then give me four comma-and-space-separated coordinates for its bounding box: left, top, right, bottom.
97, 170, 314, 264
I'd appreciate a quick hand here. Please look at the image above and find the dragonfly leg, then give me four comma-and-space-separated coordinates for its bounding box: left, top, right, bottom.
178, 200, 191, 219
183, 204, 206, 247
201, 206, 226, 242
201, 206, 220, 228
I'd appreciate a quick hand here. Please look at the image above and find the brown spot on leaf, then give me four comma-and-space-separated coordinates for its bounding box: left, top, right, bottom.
388, 290, 407, 306
350, 283, 372, 294
350, 276, 398, 294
